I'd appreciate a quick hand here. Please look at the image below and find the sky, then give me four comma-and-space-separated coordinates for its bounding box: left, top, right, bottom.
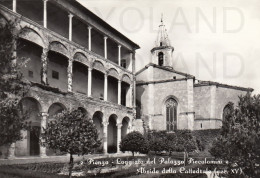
77, 0, 260, 94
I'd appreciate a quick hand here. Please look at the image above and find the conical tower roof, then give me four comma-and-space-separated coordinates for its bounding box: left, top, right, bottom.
151, 15, 174, 53
155, 15, 171, 47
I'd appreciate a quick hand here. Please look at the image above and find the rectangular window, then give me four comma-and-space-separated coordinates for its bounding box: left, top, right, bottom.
52, 70, 59, 80
28, 70, 33, 78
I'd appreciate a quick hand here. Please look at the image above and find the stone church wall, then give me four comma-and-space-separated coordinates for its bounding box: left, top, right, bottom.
136, 80, 190, 131
194, 85, 249, 130
215, 87, 248, 126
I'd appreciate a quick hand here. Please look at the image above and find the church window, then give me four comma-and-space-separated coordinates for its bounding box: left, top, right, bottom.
166, 98, 177, 131
223, 103, 233, 121
158, 52, 164, 66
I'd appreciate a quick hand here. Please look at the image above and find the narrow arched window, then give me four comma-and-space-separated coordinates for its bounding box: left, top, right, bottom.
158, 52, 164, 66
166, 98, 177, 131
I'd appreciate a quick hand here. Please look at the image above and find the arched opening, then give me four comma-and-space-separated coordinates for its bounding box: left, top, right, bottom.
107, 76, 118, 103
78, 107, 87, 116
47, 103, 66, 156
92, 69, 104, 100
108, 114, 117, 153
121, 117, 130, 140
15, 97, 41, 157
121, 74, 131, 107
158, 52, 164, 66
165, 98, 178, 131
47, 51, 69, 92
92, 111, 103, 153
222, 103, 233, 122
72, 61, 88, 95
17, 38, 43, 84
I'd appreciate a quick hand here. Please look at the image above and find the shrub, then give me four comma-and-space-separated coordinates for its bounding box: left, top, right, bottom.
147, 130, 167, 154
192, 129, 220, 151
165, 133, 177, 155
120, 131, 149, 157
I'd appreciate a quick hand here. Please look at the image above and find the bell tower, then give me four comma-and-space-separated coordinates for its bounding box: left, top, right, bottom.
151, 15, 174, 68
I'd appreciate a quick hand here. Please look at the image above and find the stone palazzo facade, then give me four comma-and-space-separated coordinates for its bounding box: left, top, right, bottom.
0, 0, 254, 159
0, 0, 139, 159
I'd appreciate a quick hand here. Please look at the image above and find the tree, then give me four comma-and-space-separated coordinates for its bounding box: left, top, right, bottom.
165, 133, 177, 155
147, 130, 167, 154
120, 131, 149, 157
41, 108, 101, 177
174, 130, 198, 165
210, 94, 260, 177
0, 17, 29, 155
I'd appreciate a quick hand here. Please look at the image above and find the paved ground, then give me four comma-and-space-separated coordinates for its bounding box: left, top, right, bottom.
0, 152, 137, 165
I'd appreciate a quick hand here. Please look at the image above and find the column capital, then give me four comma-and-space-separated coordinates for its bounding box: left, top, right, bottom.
102, 122, 109, 127
88, 67, 93, 71
118, 80, 121, 83
104, 36, 108, 40
43, 0, 48, 2
88, 26, 92, 30
41, 48, 49, 58
40, 112, 49, 117
104, 72, 108, 77
68, 13, 74, 18
118, 45, 121, 48
43, 47, 49, 52
116, 123, 122, 128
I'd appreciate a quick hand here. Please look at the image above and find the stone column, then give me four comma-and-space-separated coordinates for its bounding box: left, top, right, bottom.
40, 112, 48, 157
41, 48, 48, 85
68, 59, 73, 92
118, 80, 121, 105
132, 51, 136, 73
88, 67, 92, 97
13, 0, 16, 13
68, 13, 73, 41
88, 26, 92, 51
104, 36, 107, 59
133, 79, 136, 108
129, 84, 133, 107
102, 122, 109, 154
8, 143, 15, 159
116, 123, 122, 153
43, 0, 48, 28
104, 73, 108, 101
118, 45, 121, 66
129, 52, 133, 72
